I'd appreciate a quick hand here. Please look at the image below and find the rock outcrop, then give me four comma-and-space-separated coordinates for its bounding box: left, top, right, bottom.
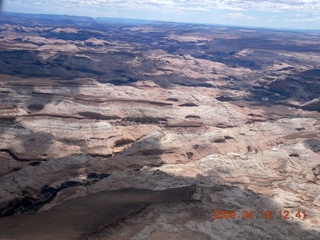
0, 13, 319, 240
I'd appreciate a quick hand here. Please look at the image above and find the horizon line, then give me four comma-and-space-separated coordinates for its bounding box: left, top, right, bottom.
2, 10, 320, 33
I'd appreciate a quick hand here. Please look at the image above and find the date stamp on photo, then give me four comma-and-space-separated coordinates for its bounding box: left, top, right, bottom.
212, 210, 307, 221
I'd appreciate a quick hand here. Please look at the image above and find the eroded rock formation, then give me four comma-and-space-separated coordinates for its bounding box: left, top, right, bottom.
0, 13, 319, 240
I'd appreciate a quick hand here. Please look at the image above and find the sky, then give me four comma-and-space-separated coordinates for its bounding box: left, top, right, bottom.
2, 0, 320, 30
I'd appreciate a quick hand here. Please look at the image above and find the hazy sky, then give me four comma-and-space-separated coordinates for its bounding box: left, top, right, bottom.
3, 0, 320, 30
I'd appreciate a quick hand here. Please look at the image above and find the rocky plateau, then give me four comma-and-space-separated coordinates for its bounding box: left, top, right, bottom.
0, 12, 319, 240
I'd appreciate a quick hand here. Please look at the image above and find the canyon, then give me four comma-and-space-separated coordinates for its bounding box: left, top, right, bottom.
0, 12, 319, 239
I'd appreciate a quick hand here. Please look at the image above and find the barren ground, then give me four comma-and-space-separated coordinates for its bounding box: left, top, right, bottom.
0, 13, 319, 240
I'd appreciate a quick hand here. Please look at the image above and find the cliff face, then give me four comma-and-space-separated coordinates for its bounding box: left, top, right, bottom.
0, 14, 319, 240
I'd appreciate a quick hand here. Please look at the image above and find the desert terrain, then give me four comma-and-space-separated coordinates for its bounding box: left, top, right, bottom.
0, 12, 319, 239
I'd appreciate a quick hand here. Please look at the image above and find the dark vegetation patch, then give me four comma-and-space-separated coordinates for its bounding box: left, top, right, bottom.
109, 77, 139, 86
179, 103, 198, 107
0, 173, 110, 217
248, 113, 263, 117
147, 101, 173, 106
279, 67, 295, 71
211, 138, 226, 143
216, 96, 235, 102
186, 152, 194, 159
27, 103, 45, 112
165, 121, 203, 128
224, 136, 234, 140
246, 119, 266, 124
166, 98, 179, 102
29, 162, 41, 166
289, 153, 300, 157
216, 123, 234, 129
78, 112, 121, 120
185, 115, 200, 119
86, 172, 110, 180
114, 138, 134, 147
122, 117, 167, 124
87, 153, 113, 158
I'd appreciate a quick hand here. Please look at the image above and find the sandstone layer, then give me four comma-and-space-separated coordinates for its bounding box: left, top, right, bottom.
0, 13, 319, 240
